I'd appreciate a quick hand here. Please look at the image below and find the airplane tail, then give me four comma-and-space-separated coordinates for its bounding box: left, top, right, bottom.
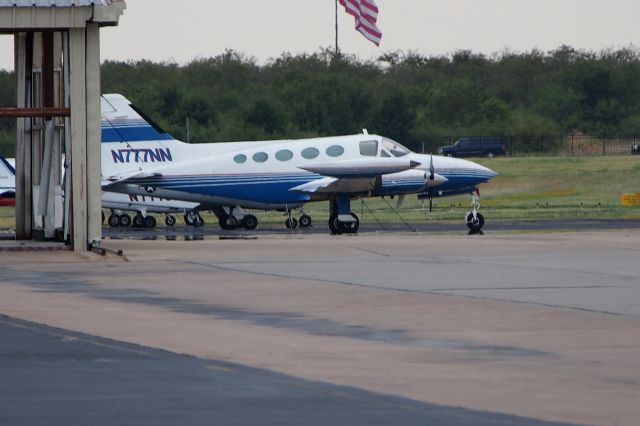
101, 94, 187, 182
101, 94, 177, 144
0, 154, 16, 203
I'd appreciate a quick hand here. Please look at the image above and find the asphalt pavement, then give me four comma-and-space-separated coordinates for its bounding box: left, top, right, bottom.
101, 217, 640, 240
0, 314, 574, 426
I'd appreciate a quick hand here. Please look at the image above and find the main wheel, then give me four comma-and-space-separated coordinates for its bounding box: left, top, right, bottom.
299, 214, 312, 228
285, 217, 298, 229
465, 211, 485, 232
184, 210, 198, 226
242, 214, 258, 230
328, 214, 340, 234
108, 214, 119, 227
219, 214, 238, 230
119, 213, 132, 227
165, 215, 176, 226
336, 213, 359, 234
343, 213, 360, 233
143, 215, 157, 228
195, 213, 205, 227
132, 214, 144, 228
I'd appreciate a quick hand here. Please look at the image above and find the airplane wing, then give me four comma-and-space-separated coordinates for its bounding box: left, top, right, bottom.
291, 157, 419, 194
289, 176, 378, 194
291, 157, 446, 195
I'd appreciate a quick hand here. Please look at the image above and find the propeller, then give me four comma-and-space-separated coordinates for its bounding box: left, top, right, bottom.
423, 154, 435, 214
429, 153, 435, 181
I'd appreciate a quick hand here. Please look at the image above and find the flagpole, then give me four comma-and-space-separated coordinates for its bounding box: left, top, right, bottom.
335, 0, 339, 55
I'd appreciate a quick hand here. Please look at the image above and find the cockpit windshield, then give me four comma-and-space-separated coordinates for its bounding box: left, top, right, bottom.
382, 138, 410, 157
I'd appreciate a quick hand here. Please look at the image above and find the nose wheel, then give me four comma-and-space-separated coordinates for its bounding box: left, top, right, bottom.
298, 214, 312, 228
165, 215, 177, 226
466, 188, 485, 234
465, 211, 485, 232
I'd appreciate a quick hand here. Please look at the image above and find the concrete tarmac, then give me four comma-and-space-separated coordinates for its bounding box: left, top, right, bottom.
0, 230, 639, 425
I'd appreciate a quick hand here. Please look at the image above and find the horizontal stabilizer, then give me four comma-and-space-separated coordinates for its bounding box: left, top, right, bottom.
102, 169, 162, 187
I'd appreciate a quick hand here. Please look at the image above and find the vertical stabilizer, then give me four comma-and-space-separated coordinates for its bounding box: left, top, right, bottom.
0, 154, 16, 200
101, 94, 176, 143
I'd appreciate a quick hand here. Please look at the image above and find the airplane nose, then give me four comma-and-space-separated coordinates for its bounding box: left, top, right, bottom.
463, 159, 498, 181
478, 164, 498, 180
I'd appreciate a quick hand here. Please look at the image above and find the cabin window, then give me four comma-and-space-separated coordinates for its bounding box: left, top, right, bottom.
326, 145, 344, 157
381, 149, 391, 157
275, 149, 294, 161
359, 140, 378, 157
234, 154, 247, 164
301, 147, 319, 159
252, 152, 268, 163
382, 138, 410, 157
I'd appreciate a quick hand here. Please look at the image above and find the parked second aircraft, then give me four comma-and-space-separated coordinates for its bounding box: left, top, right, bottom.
0, 154, 15, 206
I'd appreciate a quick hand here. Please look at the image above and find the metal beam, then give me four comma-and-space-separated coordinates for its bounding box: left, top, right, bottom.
0, 107, 70, 117
85, 22, 102, 247
68, 27, 87, 251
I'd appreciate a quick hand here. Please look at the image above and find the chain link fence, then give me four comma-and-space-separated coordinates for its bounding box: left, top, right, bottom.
411, 135, 640, 157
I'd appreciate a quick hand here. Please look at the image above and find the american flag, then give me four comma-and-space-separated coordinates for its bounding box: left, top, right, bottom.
339, 0, 382, 46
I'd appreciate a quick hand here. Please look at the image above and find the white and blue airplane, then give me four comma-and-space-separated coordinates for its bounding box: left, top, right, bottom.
101, 94, 498, 233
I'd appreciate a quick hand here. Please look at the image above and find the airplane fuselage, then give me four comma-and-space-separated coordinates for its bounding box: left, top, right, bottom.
103, 136, 495, 210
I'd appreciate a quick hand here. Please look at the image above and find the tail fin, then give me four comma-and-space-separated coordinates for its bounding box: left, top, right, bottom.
101, 94, 176, 143
0, 154, 16, 199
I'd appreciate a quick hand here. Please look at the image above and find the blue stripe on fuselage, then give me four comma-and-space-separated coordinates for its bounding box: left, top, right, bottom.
437, 173, 494, 191
132, 174, 318, 204
102, 125, 175, 143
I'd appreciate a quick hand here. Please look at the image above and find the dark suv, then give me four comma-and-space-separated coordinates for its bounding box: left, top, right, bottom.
438, 137, 506, 158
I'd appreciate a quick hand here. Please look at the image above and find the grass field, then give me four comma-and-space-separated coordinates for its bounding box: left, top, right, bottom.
1, 155, 639, 228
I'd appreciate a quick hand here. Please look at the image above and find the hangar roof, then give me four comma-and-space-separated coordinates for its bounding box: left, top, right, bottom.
0, 0, 124, 29
0, 0, 112, 6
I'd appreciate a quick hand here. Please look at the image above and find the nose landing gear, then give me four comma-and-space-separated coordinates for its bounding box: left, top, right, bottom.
466, 188, 485, 234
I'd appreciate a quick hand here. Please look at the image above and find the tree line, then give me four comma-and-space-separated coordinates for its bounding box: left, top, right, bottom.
2, 45, 640, 153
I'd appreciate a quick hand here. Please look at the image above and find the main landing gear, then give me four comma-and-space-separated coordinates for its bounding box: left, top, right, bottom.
214, 206, 258, 231
184, 210, 205, 227
465, 188, 485, 234
107, 211, 132, 227
284, 209, 313, 230
106, 210, 162, 228
328, 195, 359, 235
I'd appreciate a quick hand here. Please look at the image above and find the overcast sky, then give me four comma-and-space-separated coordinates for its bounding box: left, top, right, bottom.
1, 0, 640, 70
